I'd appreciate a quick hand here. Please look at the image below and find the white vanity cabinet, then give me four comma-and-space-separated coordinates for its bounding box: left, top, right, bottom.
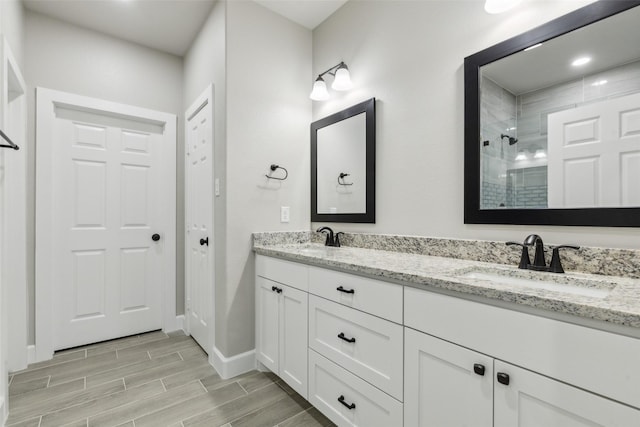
404, 287, 640, 427
404, 327, 493, 427
306, 265, 404, 427
255, 256, 309, 398
255, 252, 640, 427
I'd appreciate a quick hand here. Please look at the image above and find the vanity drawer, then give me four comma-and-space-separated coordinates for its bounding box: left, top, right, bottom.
309, 295, 403, 400
309, 350, 403, 427
308, 266, 402, 323
256, 255, 308, 291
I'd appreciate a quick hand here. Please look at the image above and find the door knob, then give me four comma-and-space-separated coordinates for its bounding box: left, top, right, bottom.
200, 237, 209, 246
152, 233, 161, 242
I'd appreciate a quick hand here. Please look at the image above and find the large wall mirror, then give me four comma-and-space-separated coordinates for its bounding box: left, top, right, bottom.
465, 1, 640, 226
311, 98, 375, 223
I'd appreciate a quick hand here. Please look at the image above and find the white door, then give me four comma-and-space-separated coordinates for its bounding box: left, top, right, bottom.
36, 88, 176, 355
279, 283, 308, 399
404, 328, 493, 427
255, 276, 280, 374
548, 92, 640, 208
185, 85, 214, 353
494, 361, 640, 426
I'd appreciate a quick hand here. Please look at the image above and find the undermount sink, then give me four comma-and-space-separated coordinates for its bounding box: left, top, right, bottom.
297, 246, 333, 256
457, 268, 615, 299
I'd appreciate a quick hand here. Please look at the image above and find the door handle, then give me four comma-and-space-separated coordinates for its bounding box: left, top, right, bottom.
152, 233, 161, 242
200, 237, 209, 246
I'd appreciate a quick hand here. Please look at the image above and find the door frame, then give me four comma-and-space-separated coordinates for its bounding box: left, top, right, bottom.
35, 87, 177, 362
184, 84, 215, 356
2, 37, 28, 372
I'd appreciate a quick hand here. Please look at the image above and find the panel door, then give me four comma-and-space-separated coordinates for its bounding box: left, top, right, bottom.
255, 276, 280, 373
51, 106, 168, 350
279, 283, 308, 399
185, 93, 214, 353
494, 360, 640, 427
404, 328, 493, 427
548, 92, 640, 208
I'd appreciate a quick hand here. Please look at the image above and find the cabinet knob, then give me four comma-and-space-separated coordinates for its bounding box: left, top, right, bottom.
338, 395, 356, 410
200, 237, 209, 246
152, 233, 161, 242
473, 363, 485, 376
337, 332, 356, 343
497, 372, 510, 386
336, 286, 355, 294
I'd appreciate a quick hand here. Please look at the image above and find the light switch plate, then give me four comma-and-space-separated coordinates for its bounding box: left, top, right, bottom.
281, 206, 290, 223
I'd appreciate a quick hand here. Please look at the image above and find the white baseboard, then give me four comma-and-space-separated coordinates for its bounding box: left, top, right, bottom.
27, 345, 37, 365
175, 315, 185, 332
210, 347, 256, 380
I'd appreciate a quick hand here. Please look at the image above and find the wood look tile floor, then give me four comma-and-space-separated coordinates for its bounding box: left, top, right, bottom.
6, 331, 335, 427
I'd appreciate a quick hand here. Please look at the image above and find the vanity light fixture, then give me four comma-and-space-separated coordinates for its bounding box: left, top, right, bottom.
310, 61, 353, 101
571, 56, 591, 67
592, 79, 608, 86
484, 0, 522, 14
534, 149, 547, 159
515, 150, 527, 161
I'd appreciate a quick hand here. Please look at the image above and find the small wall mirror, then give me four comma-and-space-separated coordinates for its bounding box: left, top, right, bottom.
465, 1, 640, 226
311, 98, 375, 223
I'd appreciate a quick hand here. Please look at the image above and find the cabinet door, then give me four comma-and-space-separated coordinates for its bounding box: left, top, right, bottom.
494, 360, 640, 427
404, 328, 493, 427
256, 276, 280, 373
279, 284, 308, 399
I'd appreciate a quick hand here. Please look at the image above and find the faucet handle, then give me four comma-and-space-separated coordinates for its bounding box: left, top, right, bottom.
335, 232, 344, 248
506, 241, 531, 269
548, 245, 580, 273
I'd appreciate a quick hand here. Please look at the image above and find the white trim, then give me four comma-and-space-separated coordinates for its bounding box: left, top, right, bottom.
2, 38, 28, 373
35, 87, 177, 362
27, 345, 36, 365
174, 315, 185, 332
184, 84, 215, 357
210, 347, 256, 380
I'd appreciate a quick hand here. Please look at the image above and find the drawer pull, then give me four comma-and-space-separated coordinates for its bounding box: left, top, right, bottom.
473, 363, 485, 376
336, 286, 355, 294
497, 372, 510, 386
337, 332, 356, 343
271, 286, 282, 294
338, 395, 356, 410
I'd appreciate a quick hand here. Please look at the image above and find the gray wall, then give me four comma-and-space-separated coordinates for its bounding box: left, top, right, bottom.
312, 0, 640, 249
24, 10, 184, 343
184, 0, 311, 357
183, 0, 228, 355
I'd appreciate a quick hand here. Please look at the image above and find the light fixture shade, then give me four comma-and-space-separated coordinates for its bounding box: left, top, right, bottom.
534, 149, 547, 159
515, 150, 527, 161
331, 65, 352, 91
484, 0, 522, 14
310, 77, 329, 101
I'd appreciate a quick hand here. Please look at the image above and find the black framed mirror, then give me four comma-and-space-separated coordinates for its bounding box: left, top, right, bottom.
311, 98, 375, 223
464, 1, 640, 227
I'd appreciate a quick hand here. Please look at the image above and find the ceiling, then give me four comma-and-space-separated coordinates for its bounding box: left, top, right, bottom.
23, 0, 347, 57
482, 5, 640, 95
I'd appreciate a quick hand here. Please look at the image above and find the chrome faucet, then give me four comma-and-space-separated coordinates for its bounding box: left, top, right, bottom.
316, 226, 342, 247
507, 234, 579, 273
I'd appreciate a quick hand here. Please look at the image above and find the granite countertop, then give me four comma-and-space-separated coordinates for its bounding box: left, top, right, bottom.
253, 243, 640, 329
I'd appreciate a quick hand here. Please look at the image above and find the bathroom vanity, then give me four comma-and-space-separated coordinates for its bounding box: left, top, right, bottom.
254, 237, 640, 427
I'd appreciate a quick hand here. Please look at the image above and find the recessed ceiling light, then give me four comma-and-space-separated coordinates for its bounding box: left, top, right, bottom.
592, 79, 608, 86
524, 43, 542, 52
571, 56, 591, 67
